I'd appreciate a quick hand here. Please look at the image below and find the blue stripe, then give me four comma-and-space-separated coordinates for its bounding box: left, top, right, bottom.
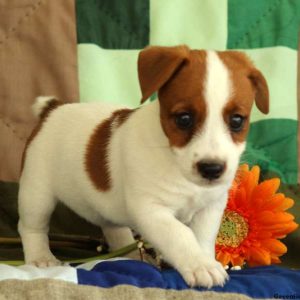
77, 260, 167, 288
77, 260, 300, 298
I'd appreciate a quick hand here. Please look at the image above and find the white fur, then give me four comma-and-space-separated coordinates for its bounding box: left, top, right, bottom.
173, 51, 245, 186
18, 51, 249, 288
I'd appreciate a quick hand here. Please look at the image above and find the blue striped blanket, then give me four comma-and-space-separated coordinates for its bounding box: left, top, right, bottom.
0, 259, 299, 299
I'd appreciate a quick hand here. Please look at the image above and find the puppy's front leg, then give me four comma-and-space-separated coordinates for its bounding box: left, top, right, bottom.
132, 205, 228, 288
189, 196, 227, 260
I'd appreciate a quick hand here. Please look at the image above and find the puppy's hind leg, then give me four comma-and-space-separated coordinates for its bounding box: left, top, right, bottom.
102, 225, 142, 260
102, 225, 135, 251
18, 182, 60, 267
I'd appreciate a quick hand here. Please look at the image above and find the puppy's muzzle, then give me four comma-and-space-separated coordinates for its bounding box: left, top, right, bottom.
197, 160, 226, 180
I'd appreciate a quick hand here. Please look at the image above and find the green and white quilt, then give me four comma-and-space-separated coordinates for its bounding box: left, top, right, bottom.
77, 0, 300, 184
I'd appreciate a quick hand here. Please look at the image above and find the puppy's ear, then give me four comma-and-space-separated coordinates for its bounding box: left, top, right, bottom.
138, 45, 190, 103
248, 69, 269, 114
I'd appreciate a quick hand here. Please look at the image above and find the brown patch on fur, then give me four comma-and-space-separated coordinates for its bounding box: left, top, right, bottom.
158, 50, 207, 148
222, 100, 251, 143
86, 119, 112, 192
85, 109, 134, 192
113, 109, 135, 128
138, 46, 208, 148
218, 51, 269, 143
20, 99, 62, 173
138, 45, 190, 103
137, 47, 268, 147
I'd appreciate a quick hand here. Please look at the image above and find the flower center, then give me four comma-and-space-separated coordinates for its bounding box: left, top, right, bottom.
217, 210, 249, 247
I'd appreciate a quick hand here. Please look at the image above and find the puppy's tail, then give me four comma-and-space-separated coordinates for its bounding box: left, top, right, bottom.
32, 96, 61, 119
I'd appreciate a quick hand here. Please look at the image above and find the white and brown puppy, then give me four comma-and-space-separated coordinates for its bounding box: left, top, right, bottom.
18, 46, 269, 288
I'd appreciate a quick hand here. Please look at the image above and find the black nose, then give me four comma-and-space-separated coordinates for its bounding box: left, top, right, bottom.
197, 161, 226, 180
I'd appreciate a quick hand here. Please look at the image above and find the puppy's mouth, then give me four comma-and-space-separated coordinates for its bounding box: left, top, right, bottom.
196, 168, 235, 189
186, 171, 227, 188
198, 177, 225, 188
201, 177, 225, 187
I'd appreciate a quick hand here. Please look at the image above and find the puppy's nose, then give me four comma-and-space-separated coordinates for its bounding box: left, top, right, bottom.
197, 160, 226, 180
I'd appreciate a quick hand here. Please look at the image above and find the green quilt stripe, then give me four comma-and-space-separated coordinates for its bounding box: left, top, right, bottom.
244, 47, 297, 123
243, 119, 297, 184
150, 0, 228, 50
228, 0, 300, 50
76, 0, 149, 49
78, 44, 141, 107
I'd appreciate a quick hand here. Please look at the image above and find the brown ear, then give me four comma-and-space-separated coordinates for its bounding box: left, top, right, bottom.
138, 45, 190, 103
248, 69, 269, 114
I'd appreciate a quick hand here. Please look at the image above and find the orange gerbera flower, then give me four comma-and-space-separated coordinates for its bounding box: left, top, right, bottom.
216, 164, 298, 267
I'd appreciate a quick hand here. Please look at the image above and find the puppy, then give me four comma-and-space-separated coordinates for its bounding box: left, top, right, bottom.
18, 45, 269, 288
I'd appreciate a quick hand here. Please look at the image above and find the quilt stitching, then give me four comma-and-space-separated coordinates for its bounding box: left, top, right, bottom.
246, 142, 296, 178
253, 131, 297, 149
0, 0, 45, 49
232, 0, 281, 48
96, 2, 147, 43
0, 115, 27, 142
0, 0, 45, 142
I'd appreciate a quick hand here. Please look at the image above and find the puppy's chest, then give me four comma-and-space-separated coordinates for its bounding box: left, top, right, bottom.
174, 193, 212, 224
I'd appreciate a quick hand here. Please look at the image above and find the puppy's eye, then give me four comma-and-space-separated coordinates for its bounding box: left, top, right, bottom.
229, 114, 245, 132
175, 113, 194, 130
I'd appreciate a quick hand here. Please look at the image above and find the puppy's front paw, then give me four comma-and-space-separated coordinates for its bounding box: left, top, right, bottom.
180, 258, 229, 288
27, 255, 62, 268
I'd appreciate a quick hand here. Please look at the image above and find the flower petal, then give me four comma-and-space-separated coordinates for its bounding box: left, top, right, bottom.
235, 165, 249, 182
274, 197, 295, 212
231, 255, 245, 267
216, 251, 231, 266
263, 223, 294, 233
251, 196, 265, 209
261, 239, 287, 256
241, 172, 257, 201
252, 178, 280, 201
248, 247, 271, 266
239, 164, 250, 172
250, 165, 260, 186
256, 231, 272, 239
271, 221, 299, 237
275, 212, 295, 223
271, 256, 281, 264
230, 187, 248, 210
256, 211, 294, 225
260, 194, 286, 211
260, 194, 294, 212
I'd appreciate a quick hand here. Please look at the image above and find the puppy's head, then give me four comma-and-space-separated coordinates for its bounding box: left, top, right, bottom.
138, 46, 269, 187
